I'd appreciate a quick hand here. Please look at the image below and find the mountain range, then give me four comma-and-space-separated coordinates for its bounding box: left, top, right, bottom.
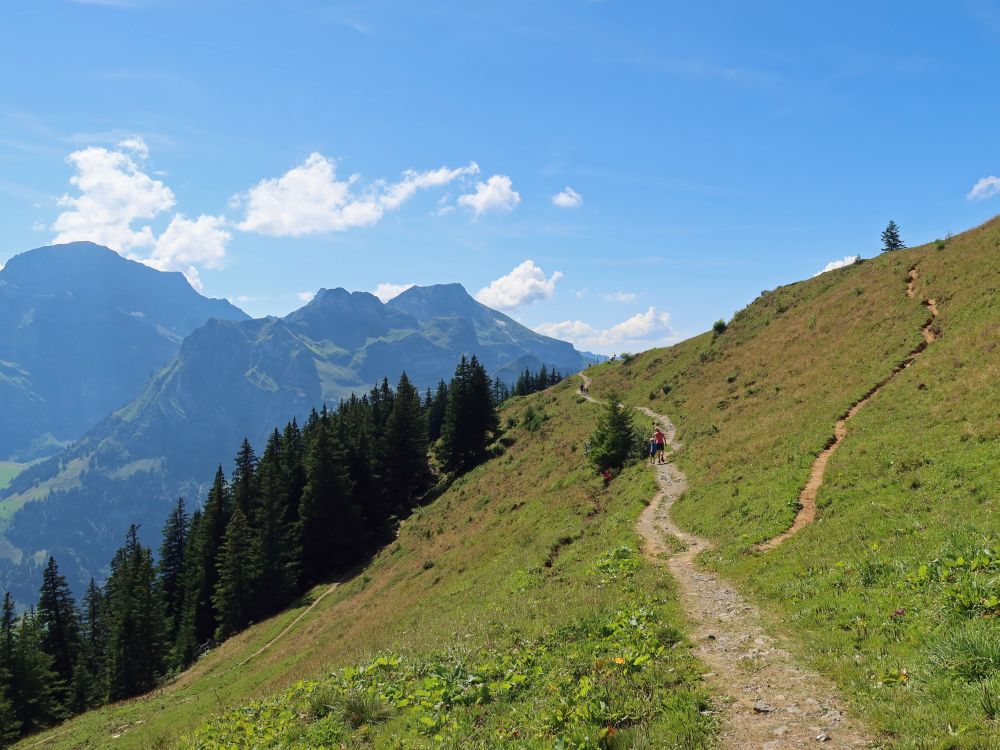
0, 242, 248, 461
0, 242, 596, 601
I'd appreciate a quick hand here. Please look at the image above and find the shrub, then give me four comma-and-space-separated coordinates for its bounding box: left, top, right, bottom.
523, 405, 547, 433
661, 383, 672, 396
712, 319, 727, 335
620, 352, 637, 364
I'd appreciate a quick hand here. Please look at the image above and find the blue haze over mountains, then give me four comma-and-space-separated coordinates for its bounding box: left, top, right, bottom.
0, 242, 594, 602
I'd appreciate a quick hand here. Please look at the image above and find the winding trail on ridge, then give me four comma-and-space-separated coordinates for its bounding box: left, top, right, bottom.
579, 388, 873, 747
759, 266, 939, 551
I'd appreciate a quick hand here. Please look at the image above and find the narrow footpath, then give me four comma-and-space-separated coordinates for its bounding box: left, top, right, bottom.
577, 396, 872, 747
759, 265, 938, 550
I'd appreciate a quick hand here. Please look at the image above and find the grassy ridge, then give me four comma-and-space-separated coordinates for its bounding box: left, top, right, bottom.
590, 220, 1000, 747
16, 382, 714, 749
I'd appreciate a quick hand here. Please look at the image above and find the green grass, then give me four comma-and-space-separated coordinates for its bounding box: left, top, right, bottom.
0, 461, 26, 490
589, 217, 1000, 747
16, 381, 715, 749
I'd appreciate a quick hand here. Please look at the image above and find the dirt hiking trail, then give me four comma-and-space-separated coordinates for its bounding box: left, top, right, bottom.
759, 265, 938, 551
579, 374, 873, 745
634, 405, 872, 749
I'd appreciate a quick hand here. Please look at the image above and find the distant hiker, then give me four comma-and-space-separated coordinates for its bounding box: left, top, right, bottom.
602, 468, 613, 487
648, 436, 657, 464
654, 425, 666, 464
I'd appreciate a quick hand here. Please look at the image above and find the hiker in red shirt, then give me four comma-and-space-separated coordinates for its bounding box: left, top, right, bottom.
653, 425, 666, 464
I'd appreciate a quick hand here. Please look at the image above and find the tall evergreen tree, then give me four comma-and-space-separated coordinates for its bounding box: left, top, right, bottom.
36, 557, 80, 703
75, 579, 107, 709
427, 379, 449, 443
213, 508, 259, 640
231, 438, 259, 520
298, 419, 357, 584
0, 594, 20, 745
251, 430, 297, 618
157, 498, 189, 647
587, 390, 644, 471
384, 372, 431, 513
10, 608, 64, 733
881, 220, 905, 252
176, 467, 231, 654
105, 526, 163, 701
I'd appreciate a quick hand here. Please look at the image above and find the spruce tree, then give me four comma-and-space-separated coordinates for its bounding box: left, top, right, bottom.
384, 372, 430, 513
10, 607, 64, 733
0, 594, 20, 744
157, 498, 189, 647
76, 579, 107, 709
427, 380, 449, 443
213, 508, 259, 640
105, 526, 164, 700
36, 557, 80, 704
881, 220, 905, 252
231, 438, 259, 520
298, 418, 358, 584
251, 430, 297, 618
176, 467, 231, 654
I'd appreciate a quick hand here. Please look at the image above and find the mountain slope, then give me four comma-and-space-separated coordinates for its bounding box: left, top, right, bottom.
0, 242, 248, 460
0, 284, 594, 601
14, 380, 713, 749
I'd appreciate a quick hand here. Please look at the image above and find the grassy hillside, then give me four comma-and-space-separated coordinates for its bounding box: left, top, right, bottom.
592, 219, 1000, 747
16, 382, 714, 749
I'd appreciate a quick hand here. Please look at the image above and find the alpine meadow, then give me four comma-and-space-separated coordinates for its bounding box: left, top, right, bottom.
2, 3, 1000, 750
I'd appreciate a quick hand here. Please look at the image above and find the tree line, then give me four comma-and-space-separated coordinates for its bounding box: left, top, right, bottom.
0, 355, 502, 746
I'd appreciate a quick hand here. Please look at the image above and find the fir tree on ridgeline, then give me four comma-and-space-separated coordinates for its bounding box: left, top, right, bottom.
426, 379, 449, 443
10, 605, 64, 733
230, 438, 259, 520
438, 356, 500, 474
76, 579, 108, 710
881, 220, 905, 252
0, 594, 22, 744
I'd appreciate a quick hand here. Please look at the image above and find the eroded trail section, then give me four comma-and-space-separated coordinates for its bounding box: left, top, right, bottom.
759, 266, 939, 551
635, 405, 872, 749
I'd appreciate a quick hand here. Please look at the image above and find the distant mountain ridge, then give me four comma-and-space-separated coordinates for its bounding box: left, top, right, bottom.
0, 262, 595, 601
0, 242, 248, 460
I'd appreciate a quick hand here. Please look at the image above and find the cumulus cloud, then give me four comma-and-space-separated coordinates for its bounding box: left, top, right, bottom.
147, 213, 230, 291
50, 137, 230, 290
235, 153, 479, 236
52, 136, 175, 251
458, 174, 521, 215
372, 282, 414, 302
475, 260, 562, 310
551, 186, 583, 208
536, 306, 673, 352
967, 175, 1000, 201
602, 291, 637, 302
813, 255, 859, 277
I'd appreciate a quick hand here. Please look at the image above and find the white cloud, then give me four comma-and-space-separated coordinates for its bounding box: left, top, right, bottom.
813, 255, 859, 277
52, 136, 175, 251
235, 153, 479, 236
297, 291, 316, 303
536, 306, 673, 352
967, 175, 1000, 201
50, 137, 232, 291
475, 260, 562, 310
458, 174, 521, 215
147, 213, 230, 290
372, 282, 414, 302
602, 291, 637, 302
551, 186, 583, 209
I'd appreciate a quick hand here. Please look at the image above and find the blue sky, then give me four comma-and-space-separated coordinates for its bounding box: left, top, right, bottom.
2, 1, 999, 353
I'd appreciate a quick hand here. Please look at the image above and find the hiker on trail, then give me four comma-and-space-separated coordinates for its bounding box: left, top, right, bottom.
653, 425, 666, 464
602, 468, 613, 487
648, 435, 657, 464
